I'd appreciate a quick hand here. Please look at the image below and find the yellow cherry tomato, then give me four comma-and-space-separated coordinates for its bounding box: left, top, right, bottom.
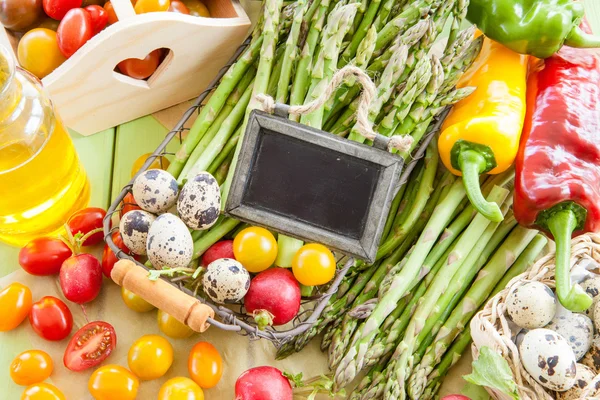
159, 377, 204, 400
130, 153, 170, 178
157, 309, 195, 339
187, 341, 222, 389
11, 350, 53, 386
0, 282, 32, 331
182, 0, 209, 17
21, 383, 65, 400
135, 0, 170, 13
127, 334, 173, 380
88, 365, 139, 400
292, 243, 336, 286
121, 287, 156, 312
233, 227, 278, 273
17, 29, 66, 80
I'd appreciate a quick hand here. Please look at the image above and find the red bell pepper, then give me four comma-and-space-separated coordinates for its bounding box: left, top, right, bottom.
514, 20, 600, 312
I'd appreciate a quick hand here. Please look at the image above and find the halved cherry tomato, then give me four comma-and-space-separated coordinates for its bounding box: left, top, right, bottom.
120, 193, 142, 218
57, 7, 93, 58
135, 0, 170, 14
168, 0, 190, 14
88, 365, 139, 400
0, 283, 32, 331
17, 28, 66, 79
128, 334, 173, 380
159, 377, 204, 400
22, 383, 65, 400
233, 227, 278, 273
201, 240, 234, 267
43, 0, 82, 20
131, 153, 170, 178
121, 287, 155, 312
117, 49, 161, 80
67, 207, 106, 246
64, 321, 117, 372
0, 0, 43, 32
188, 342, 222, 389
29, 296, 73, 341
10, 350, 53, 386
291, 243, 336, 286
85, 5, 108, 34
19, 237, 72, 276
102, 231, 138, 278
157, 309, 194, 339
182, 0, 209, 17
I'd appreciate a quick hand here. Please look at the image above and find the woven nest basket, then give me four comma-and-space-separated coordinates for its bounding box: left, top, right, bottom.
470, 233, 600, 400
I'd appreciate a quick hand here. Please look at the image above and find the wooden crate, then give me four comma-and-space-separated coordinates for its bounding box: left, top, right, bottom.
1, 0, 251, 136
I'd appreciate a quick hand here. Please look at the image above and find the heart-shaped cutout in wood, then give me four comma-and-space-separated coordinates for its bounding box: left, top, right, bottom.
114, 47, 173, 85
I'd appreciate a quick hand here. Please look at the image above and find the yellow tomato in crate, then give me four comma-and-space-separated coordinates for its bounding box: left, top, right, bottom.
10, 350, 53, 386
17, 28, 66, 79
0, 282, 32, 331
131, 153, 171, 178
121, 287, 156, 312
21, 383, 65, 400
188, 342, 223, 389
135, 0, 170, 13
128, 334, 173, 380
292, 243, 336, 286
182, 0, 209, 17
157, 309, 195, 339
233, 227, 278, 273
88, 365, 139, 400
159, 377, 204, 400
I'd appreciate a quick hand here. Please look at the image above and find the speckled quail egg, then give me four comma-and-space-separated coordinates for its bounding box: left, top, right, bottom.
593, 300, 600, 333
545, 312, 593, 361
119, 210, 156, 255
132, 169, 179, 214
146, 214, 193, 269
202, 258, 250, 304
556, 364, 599, 400
519, 328, 577, 392
582, 335, 600, 373
177, 172, 221, 230
582, 276, 600, 319
506, 282, 557, 329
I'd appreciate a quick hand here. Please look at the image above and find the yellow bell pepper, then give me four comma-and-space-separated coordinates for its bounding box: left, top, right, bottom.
438, 35, 528, 221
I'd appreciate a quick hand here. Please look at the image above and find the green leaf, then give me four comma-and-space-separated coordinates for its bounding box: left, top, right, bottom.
463, 346, 519, 400
461, 381, 491, 400
283, 371, 304, 387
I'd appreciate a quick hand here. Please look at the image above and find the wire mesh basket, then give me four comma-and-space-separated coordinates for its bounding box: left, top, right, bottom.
103, 36, 447, 345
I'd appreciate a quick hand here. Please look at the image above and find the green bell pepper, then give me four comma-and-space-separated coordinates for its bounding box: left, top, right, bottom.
467, 0, 600, 58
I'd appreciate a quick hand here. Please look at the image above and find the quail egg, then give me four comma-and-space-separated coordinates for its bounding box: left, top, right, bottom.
132, 169, 179, 214
582, 276, 600, 319
202, 258, 250, 304
506, 281, 557, 329
556, 364, 599, 400
546, 312, 593, 361
119, 210, 156, 255
146, 214, 193, 269
177, 172, 221, 230
582, 335, 600, 373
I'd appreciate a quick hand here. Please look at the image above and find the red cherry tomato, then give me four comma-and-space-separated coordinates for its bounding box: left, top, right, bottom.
201, 240, 234, 267
104, 1, 118, 24
168, 0, 189, 14
30, 296, 73, 341
57, 7, 93, 58
441, 396, 471, 400
84, 5, 108, 34
64, 321, 117, 371
120, 192, 142, 218
117, 49, 161, 80
67, 207, 106, 246
60, 253, 103, 304
19, 237, 72, 276
102, 231, 138, 278
43, 0, 82, 20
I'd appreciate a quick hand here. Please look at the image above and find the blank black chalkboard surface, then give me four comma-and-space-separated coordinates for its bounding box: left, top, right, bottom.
225, 110, 404, 262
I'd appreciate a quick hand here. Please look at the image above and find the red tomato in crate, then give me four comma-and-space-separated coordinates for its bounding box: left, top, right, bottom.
0, 0, 43, 32
19, 237, 72, 276
135, 0, 170, 14
168, 0, 189, 14
85, 4, 108, 34
57, 7, 94, 58
64, 321, 117, 371
43, 0, 82, 20
29, 296, 73, 341
102, 230, 139, 278
67, 207, 106, 246
17, 28, 66, 79
117, 49, 162, 80
201, 240, 234, 267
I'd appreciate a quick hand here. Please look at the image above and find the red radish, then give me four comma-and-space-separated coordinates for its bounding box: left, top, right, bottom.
235, 366, 292, 400
201, 240, 235, 267
441, 396, 471, 400
244, 268, 300, 328
60, 253, 103, 303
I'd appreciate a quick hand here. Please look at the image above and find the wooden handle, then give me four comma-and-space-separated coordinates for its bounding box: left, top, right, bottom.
111, 260, 214, 333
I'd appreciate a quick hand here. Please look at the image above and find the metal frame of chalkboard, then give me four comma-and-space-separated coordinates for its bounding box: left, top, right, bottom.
104, 36, 449, 345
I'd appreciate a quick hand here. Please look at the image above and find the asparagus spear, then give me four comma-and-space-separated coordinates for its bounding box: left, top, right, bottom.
381, 182, 408, 242
206, 126, 241, 176
339, 0, 382, 67
213, 151, 235, 185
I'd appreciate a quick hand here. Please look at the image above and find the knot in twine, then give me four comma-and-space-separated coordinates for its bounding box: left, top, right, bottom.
256, 65, 414, 154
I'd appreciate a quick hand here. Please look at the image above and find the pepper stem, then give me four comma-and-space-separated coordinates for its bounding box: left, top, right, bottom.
546, 210, 593, 312
457, 149, 503, 222
565, 26, 600, 49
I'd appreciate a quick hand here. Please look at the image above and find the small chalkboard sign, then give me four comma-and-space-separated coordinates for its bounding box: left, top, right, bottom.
225, 110, 404, 262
